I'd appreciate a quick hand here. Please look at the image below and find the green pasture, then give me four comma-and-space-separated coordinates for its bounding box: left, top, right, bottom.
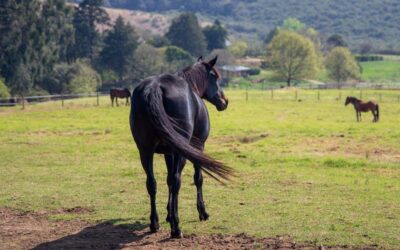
0, 90, 399, 248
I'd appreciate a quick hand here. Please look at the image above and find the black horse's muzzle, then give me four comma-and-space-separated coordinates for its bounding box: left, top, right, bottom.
212, 94, 228, 111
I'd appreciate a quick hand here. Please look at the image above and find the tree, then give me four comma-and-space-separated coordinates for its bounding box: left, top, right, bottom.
325, 47, 360, 87
282, 18, 305, 32
0, 78, 10, 99
99, 16, 139, 81
165, 12, 206, 56
130, 44, 166, 81
203, 20, 227, 51
229, 40, 248, 58
267, 31, 318, 87
72, 0, 110, 61
326, 34, 347, 51
0, 0, 74, 94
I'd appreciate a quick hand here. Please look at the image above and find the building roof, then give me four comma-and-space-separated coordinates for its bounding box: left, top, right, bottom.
219, 65, 251, 72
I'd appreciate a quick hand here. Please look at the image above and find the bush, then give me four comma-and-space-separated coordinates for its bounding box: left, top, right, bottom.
248, 68, 261, 75
0, 78, 10, 99
355, 55, 384, 62
40, 60, 101, 94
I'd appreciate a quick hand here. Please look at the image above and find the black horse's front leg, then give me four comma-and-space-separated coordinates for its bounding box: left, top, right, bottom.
168, 154, 186, 238
194, 165, 209, 221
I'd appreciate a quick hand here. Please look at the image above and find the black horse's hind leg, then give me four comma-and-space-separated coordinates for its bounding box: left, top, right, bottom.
111, 96, 114, 107
139, 150, 159, 233
116, 98, 119, 107
194, 164, 209, 221
126, 97, 129, 106
164, 154, 174, 223
371, 110, 376, 122
168, 154, 186, 238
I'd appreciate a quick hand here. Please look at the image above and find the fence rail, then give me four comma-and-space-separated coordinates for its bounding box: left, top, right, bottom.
2, 88, 400, 108
0, 92, 108, 107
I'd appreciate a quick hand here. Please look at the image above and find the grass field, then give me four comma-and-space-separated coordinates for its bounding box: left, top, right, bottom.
0, 90, 399, 248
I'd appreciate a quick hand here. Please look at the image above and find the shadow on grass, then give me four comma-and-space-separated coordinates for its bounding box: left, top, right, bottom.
32, 219, 149, 250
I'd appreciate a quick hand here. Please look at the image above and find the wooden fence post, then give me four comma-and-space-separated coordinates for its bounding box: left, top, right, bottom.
61, 94, 64, 107
317, 90, 320, 101
271, 88, 274, 100
245, 86, 248, 102
360, 90, 362, 99
295, 89, 298, 100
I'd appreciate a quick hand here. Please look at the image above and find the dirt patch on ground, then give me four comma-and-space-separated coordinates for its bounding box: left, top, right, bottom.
0, 207, 358, 250
214, 133, 269, 145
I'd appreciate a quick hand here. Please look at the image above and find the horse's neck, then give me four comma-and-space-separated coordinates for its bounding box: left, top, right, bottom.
178, 70, 206, 97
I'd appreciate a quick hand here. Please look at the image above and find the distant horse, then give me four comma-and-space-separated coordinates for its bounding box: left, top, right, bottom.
110, 88, 131, 106
130, 56, 233, 238
345, 96, 379, 122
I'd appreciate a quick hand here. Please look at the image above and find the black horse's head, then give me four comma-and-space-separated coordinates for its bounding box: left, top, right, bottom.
345, 96, 351, 106
198, 56, 228, 111
345, 96, 357, 106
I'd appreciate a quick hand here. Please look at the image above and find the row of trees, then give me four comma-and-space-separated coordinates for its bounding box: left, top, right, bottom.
0, 0, 228, 98
266, 19, 360, 87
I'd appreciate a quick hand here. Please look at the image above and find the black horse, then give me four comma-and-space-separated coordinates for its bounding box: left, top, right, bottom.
129, 56, 233, 238
110, 88, 131, 106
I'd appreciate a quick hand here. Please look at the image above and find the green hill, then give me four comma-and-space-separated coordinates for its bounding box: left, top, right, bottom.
79, 0, 400, 50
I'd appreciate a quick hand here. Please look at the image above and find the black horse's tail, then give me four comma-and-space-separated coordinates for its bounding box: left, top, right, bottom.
143, 85, 234, 183
376, 104, 379, 121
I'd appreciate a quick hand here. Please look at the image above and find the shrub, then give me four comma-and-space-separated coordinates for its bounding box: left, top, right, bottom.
0, 78, 10, 99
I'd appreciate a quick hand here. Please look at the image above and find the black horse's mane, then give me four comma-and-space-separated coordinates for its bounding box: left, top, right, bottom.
177, 63, 208, 95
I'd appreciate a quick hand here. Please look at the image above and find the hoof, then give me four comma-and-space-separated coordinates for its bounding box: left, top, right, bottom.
199, 212, 209, 221
150, 223, 160, 233
170, 230, 183, 239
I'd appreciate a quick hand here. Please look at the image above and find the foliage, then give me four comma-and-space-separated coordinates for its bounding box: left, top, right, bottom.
267, 31, 318, 86
325, 47, 360, 84
229, 40, 248, 58
71, 0, 110, 61
207, 49, 235, 66
92, 0, 400, 50
99, 16, 139, 80
0, 0, 75, 95
130, 44, 166, 81
202, 20, 228, 51
281, 18, 305, 32
0, 78, 10, 99
165, 12, 207, 57
40, 60, 101, 94
326, 34, 348, 51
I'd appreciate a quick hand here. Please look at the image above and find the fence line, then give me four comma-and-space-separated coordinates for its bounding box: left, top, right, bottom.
2, 88, 400, 108
0, 92, 108, 107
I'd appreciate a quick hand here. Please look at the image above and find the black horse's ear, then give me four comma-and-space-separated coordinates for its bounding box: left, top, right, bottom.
197, 56, 203, 62
208, 56, 218, 67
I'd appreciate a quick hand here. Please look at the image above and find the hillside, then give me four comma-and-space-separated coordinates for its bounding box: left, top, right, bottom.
74, 0, 400, 50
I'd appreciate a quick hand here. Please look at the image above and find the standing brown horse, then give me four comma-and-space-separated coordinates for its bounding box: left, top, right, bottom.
110, 88, 131, 106
345, 96, 379, 122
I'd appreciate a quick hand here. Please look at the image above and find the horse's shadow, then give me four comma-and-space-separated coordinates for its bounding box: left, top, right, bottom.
32, 219, 149, 250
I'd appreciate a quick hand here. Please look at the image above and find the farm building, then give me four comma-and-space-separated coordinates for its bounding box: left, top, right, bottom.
218, 65, 252, 86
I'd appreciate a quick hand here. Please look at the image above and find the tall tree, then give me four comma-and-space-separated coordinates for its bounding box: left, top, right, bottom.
99, 16, 139, 81
267, 31, 318, 87
72, 0, 110, 61
325, 47, 360, 87
165, 12, 206, 56
0, 0, 75, 95
203, 20, 227, 51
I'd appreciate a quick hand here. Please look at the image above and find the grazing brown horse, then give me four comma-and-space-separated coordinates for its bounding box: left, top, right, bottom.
130, 56, 233, 238
345, 96, 379, 122
110, 88, 131, 106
